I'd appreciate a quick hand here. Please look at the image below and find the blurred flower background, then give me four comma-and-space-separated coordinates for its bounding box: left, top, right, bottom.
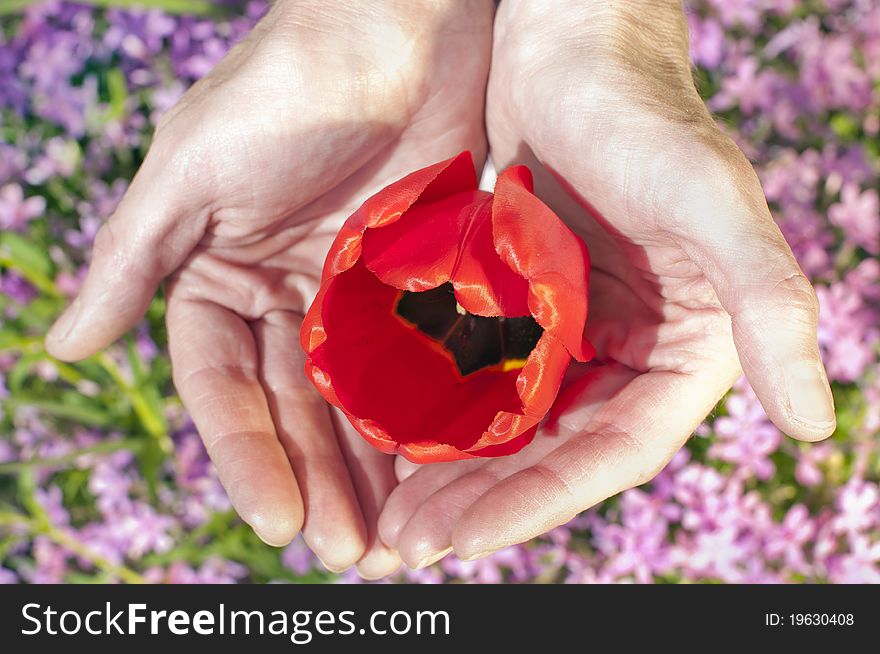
0, 0, 878, 584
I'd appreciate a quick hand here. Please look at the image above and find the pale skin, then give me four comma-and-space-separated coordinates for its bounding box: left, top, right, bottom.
46, 0, 836, 576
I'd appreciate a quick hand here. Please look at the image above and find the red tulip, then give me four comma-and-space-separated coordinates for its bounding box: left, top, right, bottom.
301, 152, 594, 463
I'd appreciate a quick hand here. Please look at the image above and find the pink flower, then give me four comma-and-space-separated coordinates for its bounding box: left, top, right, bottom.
834, 478, 880, 534
827, 534, 880, 583
816, 276, 880, 383
709, 56, 773, 114
282, 537, 318, 576
795, 443, 833, 487
710, 383, 782, 480
688, 14, 725, 69
765, 504, 816, 574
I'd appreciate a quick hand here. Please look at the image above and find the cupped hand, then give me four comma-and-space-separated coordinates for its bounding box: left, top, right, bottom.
379, 0, 836, 569
46, 0, 494, 578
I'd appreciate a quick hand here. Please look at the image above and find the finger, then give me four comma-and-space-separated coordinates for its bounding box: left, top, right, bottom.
395, 441, 552, 569
46, 136, 209, 361
378, 457, 484, 551
452, 366, 737, 560
394, 457, 422, 482
332, 409, 402, 580
254, 312, 367, 571
392, 364, 632, 568
673, 139, 835, 441
167, 297, 302, 546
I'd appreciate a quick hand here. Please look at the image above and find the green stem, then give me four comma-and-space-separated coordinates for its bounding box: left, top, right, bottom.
0, 438, 145, 475
46, 523, 147, 584
0, 254, 61, 299
0, 334, 44, 354
96, 352, 171, 453
0, 510, 147, 584
0, 0, 233, 17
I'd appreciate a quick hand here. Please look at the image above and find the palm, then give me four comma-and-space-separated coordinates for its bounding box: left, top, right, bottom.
377, 37, 746, 568
162, 10, 491, 576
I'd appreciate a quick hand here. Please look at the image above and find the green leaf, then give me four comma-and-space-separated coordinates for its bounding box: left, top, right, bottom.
106, 67, 129, 122
5, 394, 116, 428
0, 232, 52, 278
829, 113, 859, 141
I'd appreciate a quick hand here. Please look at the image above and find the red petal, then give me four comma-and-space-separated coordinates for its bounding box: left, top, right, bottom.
398, 441, 475, 463
450, 196, 531, 317
465, 332, 571, 452
361, 190, 489, 292
308, 260, 522, 453
491, 166, 594, 361
339, 413, 477, 462
468, 424, 538, 457
302, 151, 478, 353
326, 151, 478, 278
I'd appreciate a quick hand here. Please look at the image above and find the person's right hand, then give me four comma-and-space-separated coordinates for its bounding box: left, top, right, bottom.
45, 0, 494, 578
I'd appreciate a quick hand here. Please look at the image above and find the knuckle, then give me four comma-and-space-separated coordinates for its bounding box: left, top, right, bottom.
771, 272, 820, 322
90, 220, 121, 264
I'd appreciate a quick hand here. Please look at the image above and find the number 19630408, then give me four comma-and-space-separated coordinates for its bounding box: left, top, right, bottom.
765, 613, 854, 626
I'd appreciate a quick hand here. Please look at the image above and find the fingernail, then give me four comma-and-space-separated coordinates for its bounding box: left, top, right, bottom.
458, 549, 495, 562
46, 296, 82, 346
785, 361, 836, 431
414, 546, 452, 569
316, 556, 348, 574
356, 562, 402, 582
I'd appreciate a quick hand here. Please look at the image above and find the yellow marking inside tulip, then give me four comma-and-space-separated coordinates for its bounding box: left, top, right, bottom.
501, 358, 529, 372
455, 301, 467, 316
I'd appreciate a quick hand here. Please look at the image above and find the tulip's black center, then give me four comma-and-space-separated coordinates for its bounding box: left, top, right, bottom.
395, 283, 543, 376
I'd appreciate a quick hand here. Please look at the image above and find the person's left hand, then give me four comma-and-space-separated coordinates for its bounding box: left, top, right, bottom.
378, 0, 837, 569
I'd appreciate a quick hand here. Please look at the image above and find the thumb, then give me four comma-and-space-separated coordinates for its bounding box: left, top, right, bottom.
675, 144, 835, 442
46, 139, 208, 361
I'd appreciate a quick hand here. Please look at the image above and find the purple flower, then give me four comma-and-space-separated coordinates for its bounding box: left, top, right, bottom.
67, 179, 127, 250
282, 537, 318, 576
0, 183, 45, 231
103, 8, 177, 64
710, 56, 773, 114
833, 478, 879, 534
146, 558, 247, 584
688, 14, 725, 69
25, 536, 68, 584
828, 184, 879, 254
821, 144, 874, 190
55, 266, 87, 297
88, 452, 134, 514
795, 443, 832, 487
0, 439, 16, 463
0, 567, 18, 584
1, 271, 38, 305
35, 485, 70, 527
828, 534, 880, 583
816, 273, 880, 383
23, 137, 80, 185
0, 142, 29, 184
764, 504, 815, 574
136, 322, 159, 362
439, 552, 511, 584
707, 0, 763, 32
798, 33, 873, 112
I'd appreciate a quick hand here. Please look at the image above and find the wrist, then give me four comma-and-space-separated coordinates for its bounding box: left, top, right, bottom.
270, 0, 494, 30
496, 0, 691, 72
